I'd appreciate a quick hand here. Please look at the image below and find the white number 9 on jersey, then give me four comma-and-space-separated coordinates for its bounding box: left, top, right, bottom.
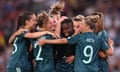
82, 45, 93, 64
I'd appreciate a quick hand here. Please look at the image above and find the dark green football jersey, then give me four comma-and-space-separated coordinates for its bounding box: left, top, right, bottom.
31, 34, 54, 72
96, 30, 108, 42
7, 31, 33, 70
96, 30, 109, 72
67, 32, 109, 72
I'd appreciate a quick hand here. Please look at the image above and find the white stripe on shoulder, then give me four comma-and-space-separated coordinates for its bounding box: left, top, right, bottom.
16, 67, 21, 72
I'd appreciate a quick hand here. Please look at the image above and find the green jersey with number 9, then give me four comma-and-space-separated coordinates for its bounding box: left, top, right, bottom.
31, 34, 54, 72
67, 32, 109, 72
7, 31, 33, 72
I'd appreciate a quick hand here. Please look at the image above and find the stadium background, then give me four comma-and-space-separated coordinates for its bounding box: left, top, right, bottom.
0, 0, 120, 72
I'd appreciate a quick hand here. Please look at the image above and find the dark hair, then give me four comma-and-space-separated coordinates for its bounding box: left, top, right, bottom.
85, 15, 99, 30
60, 18, 74, 37
37, 11, 49, 28
16, 11, 35, 30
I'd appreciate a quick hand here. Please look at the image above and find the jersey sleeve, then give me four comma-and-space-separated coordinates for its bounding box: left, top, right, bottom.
19, 31, 28, 38
67, 34, 80, 44
98, 30, 109, 42
103, 31, 109, 42
100, 38, 109, 51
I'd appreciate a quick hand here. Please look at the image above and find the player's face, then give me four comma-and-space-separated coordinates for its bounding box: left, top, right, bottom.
45, 19, 52, 31
49, 16, 57, 31
49, 14, 60, 31
61, 23, 73, 36
78, 19, 86, 32
73, 21, 81, 33
26, 14, 37, 30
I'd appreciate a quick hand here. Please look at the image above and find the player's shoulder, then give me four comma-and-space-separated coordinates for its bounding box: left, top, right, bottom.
82, 32, 97, 39
95, 35, 103, 44
68, 33, 81, 39
97, 30, 107, 36
17, 30, 29, 38
78, 33, 86, 38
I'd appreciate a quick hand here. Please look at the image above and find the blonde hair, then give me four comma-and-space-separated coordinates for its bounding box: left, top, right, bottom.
73, 14, 85, 21
37, 11, 49, 27
91, 12, 104, 32
85, 15, 100, 30
49, 1, 64, 15
87, 15, 99, 23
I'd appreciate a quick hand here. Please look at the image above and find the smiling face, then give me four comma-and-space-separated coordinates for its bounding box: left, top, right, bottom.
26, 14, 37, 30
16, 12, 37, 31
60, 19, 74, 37
61, 23, 73, 37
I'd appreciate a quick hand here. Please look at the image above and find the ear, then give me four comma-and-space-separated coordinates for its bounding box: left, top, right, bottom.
86, 24, 90, 29
25, 20, 29, 24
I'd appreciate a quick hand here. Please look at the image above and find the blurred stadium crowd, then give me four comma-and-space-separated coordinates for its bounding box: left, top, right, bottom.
0, 0, 120, 72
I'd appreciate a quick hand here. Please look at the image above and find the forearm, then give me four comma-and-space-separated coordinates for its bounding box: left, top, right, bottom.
55, 16, 68, 35
9, 33, 17, 44
38, 38, 68, 45
99, 51, 108, 58
45, 38, 67, 44
24, 31, 49, 38
55, 21, 61, 35
106, 46, 113, 56
105, 38, 114, 56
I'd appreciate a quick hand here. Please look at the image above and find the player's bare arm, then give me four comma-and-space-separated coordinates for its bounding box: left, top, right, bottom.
105, 38, 114, 56
99, 38, 114, 58
24, 31, 56, 38
99, 51, 108, 58
9, 28, 25, 44
55, 16, 68, 35
37, 38, 68, 46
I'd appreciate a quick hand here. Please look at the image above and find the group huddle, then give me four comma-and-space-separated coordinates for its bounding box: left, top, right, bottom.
7, 1, 114, 72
